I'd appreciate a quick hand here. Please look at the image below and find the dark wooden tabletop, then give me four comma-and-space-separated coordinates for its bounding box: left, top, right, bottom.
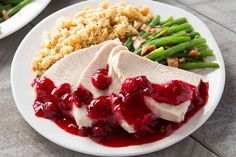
0, 0, 235, 156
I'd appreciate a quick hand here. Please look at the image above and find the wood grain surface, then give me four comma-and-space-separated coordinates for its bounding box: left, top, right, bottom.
0, 0, 235, 156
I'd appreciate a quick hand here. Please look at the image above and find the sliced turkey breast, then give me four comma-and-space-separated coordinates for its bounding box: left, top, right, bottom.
72, 42, 126, 128
43, 40, 115, 90
107, 45, 128, 94
42, 40, 120, 127
76, 41, 122, 97
111, 51, 203, 123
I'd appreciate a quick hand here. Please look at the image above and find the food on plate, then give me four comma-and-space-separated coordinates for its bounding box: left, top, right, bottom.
31, 1, 220, 147
0, 0, 32, 23
32, 2, 219, 77
32, 1, 152, 76
32, 40, 209, 147
125, 16, 219, 70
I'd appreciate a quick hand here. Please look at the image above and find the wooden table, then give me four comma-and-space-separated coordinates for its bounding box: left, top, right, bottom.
0, 0, 235, 156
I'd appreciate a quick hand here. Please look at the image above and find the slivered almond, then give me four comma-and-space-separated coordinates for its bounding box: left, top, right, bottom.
140, 24, 150, 32
149, 27, 161, 34
167, 57, 179, 68
141, 46, 149, 56
189, 49, 200, 57
133, 36, 145, 50
141, 45, 156, 56
148, 45, 156, 52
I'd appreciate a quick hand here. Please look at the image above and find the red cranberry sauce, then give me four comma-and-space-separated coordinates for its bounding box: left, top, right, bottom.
32, 77, 72, 119
32, 76, 209, 147
91, 65, 112, 90
152, 80, 196, 105
110, 76, 197, 135
94, 79, 209, 147
70, 85, 93, 108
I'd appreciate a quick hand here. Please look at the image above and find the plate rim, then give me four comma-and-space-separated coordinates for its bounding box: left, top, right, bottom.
11, 0, 225, 156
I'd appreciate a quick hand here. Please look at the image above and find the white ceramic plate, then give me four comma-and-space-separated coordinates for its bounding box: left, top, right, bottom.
11, 0, 225, 156
0, 0, 51, 39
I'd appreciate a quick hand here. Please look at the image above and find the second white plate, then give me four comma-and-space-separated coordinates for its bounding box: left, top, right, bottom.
0, 0, 51, 39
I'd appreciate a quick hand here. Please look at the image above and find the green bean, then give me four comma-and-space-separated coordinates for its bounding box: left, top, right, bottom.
194, 43, 208, 50
194, 35, 201, 39
169, 23, 192, 34
149, 23, 191, 40
0, 0, 31, 23
134, 36, 191, 56
172, 30, 187, 37
2, 0, 23, 4
145, 47, 165, 61
127, 15, 161, 49
141, 15, 161, 39
0, 4, 12, 13
146, 36, 191, 47
175, 51, 188, 57
163, 17, 187, 27
134, 49, 142, 55
162, 16, 174, 25
199, 49, 214, 57
124, 36, 134, 51
156, 38, 206, 62
149, 23, 192, 40
185, 58, 204, 62
190, 32, 200, 39
175, 48, 213, 58
148, 27, 168, 40
179, 62, 219, 70
148, 15, 161, 29
139, 19, 153, 36
184, 27, 193, 33
149, 27, 169, 40
7, 0, 32, 17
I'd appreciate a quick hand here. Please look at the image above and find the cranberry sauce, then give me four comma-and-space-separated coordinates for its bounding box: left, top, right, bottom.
32, 76, 209, 147
91, 65, 112, 90
32, 77, 72, 119
112, 76, 157, 133
70, 85, 93, 108
152, 80, 196, 105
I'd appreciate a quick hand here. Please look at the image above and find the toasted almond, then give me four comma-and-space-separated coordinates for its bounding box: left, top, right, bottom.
140, 24, 150, 32
141, 45, 149, 56
167, 56, 179, 68
179, 57, 186, 63
2, 10, 9, 20
149, 27, 160, 34
189, 49, 200, 57
133, 36, 145, 50
148, 45, 156, 52
141, 45, 156, 56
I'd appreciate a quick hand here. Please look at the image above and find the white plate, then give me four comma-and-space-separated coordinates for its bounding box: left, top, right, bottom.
0, 0, 51, 39
11, 0, 225, 156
